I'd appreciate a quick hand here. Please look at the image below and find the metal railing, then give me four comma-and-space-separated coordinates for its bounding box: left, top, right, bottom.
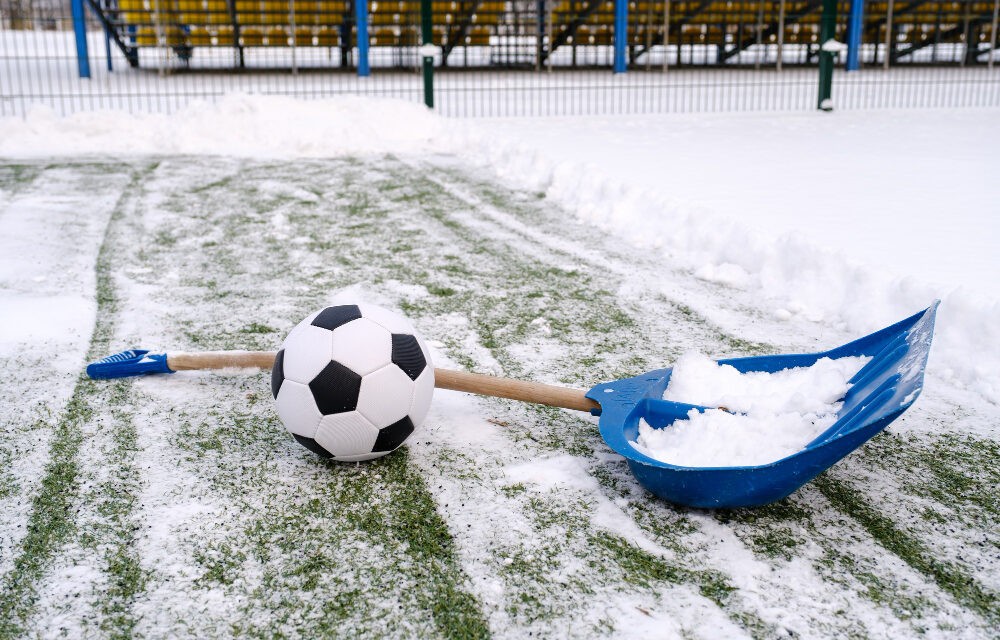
1, 0, 997, 116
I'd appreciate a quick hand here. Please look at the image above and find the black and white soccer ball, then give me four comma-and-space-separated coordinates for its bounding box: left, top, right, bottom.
271, 304, 434, 461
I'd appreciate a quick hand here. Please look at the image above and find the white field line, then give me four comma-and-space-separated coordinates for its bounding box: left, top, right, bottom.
0, 166, 128, 580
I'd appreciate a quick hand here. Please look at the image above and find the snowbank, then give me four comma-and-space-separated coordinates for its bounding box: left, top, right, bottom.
1, 95, 996, 404
0, 94, 448, 158
464, 121, 1000, 405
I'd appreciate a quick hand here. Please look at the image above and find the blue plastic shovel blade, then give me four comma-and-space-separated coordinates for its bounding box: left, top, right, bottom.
585, 302, 939, 508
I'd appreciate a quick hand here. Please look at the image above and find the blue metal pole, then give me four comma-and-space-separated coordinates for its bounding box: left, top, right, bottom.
71, 0, 91, 78
104, 25, 113, 72
355, 0, 370, 77
613, 0, 628, 73
846, 0, 864, 70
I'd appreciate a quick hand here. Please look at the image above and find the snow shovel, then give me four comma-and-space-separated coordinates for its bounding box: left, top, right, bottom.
87, 302, 938, 508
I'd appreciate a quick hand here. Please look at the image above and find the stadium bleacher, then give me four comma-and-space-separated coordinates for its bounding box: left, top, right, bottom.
95, 0, 998, 67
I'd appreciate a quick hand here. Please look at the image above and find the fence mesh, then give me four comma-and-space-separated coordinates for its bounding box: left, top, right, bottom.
1, 0, 998, 116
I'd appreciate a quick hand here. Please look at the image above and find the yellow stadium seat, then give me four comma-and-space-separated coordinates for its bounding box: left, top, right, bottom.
314, 26, 340, 44
465, 24, 491, 45
239, 27, 264, 44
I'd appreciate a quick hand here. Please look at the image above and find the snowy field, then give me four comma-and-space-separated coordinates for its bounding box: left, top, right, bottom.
0, 97, 998, 638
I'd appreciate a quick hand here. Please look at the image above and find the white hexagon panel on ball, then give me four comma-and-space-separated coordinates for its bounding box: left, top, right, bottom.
329, 317, 392, 376
274, 379, 323, 438
356, 364, 416, 428
280, 323, 334, 385
359, 303, 417, 335
314, 411, 381, 459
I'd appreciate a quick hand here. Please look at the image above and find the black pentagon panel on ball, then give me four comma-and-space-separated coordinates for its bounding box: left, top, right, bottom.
271, 349, 285, 400
391, 334, 426, 381
311, 305, 363, 331
309, 361, 362, 415
292, 434, 334, 459
372, 417, 414, 453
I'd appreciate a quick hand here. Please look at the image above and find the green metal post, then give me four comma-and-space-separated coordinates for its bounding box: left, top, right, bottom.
420, 0, 434, 108
817, 0, 837, 110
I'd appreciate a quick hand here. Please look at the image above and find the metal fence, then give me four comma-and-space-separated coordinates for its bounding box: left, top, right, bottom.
1, 0, 998, 117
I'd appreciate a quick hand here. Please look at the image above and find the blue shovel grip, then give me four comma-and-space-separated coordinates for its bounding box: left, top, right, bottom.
86, 350, 175, 379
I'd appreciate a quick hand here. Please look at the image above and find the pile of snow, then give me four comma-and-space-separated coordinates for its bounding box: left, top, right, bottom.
465, 111, 1000, 405
631, 354, 870, 467
0, 94, 450, 158
661, 353, 872, 415
1, 95, 997, 404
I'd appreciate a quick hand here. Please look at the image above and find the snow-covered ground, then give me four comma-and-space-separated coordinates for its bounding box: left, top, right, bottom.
10, 95, 995, 401
477, 109, 1000, 295
472, 107, 1000, 403
1, 94, 998, 638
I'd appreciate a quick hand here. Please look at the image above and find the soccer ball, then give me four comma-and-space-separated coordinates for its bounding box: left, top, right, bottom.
271, 304, 434, 461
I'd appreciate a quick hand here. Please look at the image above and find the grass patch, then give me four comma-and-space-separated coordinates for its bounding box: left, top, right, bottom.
878, 432, 999, 518
184, 427, 490, 638
135, 161, 491, 637
816, 474, 998, 625
591, 533, 773, 638
0, 386, 87, 639
0, 164, 152, 639
0, 164, 41, 193
716, 499, 811, 561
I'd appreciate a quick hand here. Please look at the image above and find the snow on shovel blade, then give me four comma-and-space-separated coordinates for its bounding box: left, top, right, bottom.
586, 302, 939, 509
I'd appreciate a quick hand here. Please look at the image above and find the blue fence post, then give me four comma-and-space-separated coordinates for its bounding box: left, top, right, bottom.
355, 0, 370, 77
71, 0, 91, 78
846, 0, 864, 70
104, 25, 114, 72
613, 0, 628, 72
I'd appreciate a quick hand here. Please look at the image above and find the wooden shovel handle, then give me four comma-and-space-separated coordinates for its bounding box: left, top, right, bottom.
434, 369, 598, 413
166, 351, 599, 413
168, 351, 279, 371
